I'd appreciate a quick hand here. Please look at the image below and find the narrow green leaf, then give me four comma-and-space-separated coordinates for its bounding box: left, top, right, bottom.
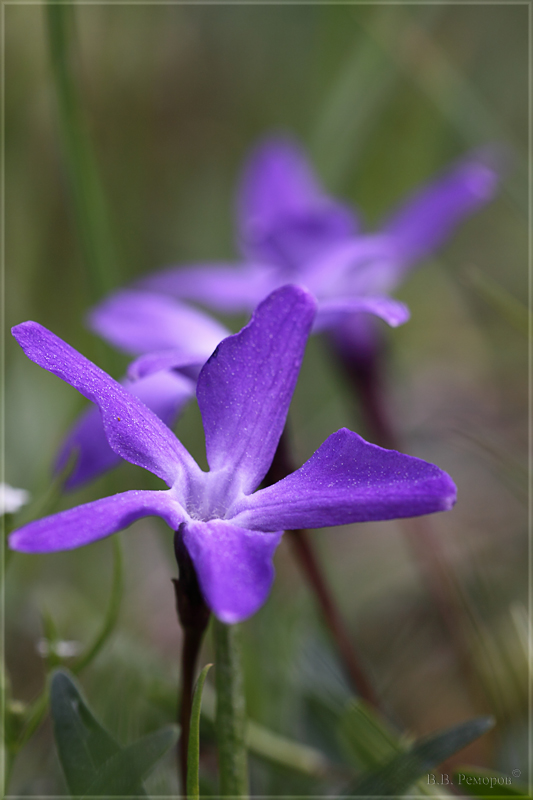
245, 718, 332, 780
412, 717, 495, 770
311, 5, 445, 190
187, 664, 213, 800
359, 7, 526, 214
345, 716, 494, 797
453, 768, 530, 798
46, 3, 119, 300
50, 670, 120, 797
175, 679, 333, 779
82, 725, 179, 799
338, 698, 404, 770
464, 266, 529, 336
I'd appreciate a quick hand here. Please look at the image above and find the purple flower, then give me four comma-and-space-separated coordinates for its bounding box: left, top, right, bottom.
10, 286, 456, 623
136, 136, 500, 337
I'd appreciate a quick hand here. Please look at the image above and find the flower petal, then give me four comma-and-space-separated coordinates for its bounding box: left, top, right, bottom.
314, 296, 410, 332
9, 489, 185, 553
12, 322, 200, 489
196, 285, 316, 494
302, 236, 395, 296
88, 289, 229, 356
237, 136, 357, 267
381, 150, 501, 268
57, 371, 196, 489
138, 263, 275, 312
230, 428, 457, 531
127, 350, 203, 381
181, 519, 282, 623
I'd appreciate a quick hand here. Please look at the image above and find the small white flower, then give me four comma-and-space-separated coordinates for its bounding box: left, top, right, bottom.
1, 483, 30, 515
36, 638, 81, 659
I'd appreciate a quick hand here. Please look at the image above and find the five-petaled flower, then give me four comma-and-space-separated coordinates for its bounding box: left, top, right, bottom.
135, 135, 501, 351
10, 286, 456, 623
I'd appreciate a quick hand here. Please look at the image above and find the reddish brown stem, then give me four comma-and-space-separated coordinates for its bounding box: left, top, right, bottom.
173, 529, 211, 796
332, 339, 488, 709
287, 527, 380, 708
331, 336, 396, 451
266, 430, 381, 709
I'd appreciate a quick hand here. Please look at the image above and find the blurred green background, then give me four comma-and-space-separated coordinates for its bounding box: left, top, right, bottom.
4, 3, 528, 796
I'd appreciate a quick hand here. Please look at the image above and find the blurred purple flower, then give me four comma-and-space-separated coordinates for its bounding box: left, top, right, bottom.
10, 286, 456, 623
136, 136, 501, 340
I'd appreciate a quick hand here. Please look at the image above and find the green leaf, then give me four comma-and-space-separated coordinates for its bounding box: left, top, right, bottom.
82, 726, 179, 799
464, 265, 529, 337
345, 716, 494, 797
453, 768, 531, 798
50, 669, 178, 798
338, 698, 404, 770
50, 670, 121, 796
187, 664, 212, 800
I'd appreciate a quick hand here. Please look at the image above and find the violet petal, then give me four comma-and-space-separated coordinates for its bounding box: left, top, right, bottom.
57, 371, 196, 489
230, 428, 457, 531
138, 263, 275, 312
182, 519, 282, 623
127, 350, 204, 380
88, 289, 229, 356
314, 296, 410, 332
9, 489, 185, 553
12, 322, 200, 489
237, 136, 357, 266
381, 151, 501, 268
196, 285, 316, 494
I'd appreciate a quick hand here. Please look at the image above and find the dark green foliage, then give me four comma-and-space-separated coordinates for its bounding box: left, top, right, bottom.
50, 669, 178, 798
343, 716, 494, 797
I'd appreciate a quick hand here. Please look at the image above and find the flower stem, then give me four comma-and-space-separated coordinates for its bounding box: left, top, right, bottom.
213, 620, 249, 798
266, 430, 380, 709
173, 530, 211, 796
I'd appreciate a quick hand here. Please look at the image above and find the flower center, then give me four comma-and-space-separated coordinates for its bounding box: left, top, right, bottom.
184, 467, 244, 523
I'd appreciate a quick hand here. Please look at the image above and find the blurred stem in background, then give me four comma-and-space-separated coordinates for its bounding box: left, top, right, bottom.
266, 429, 381, 710
214, 620, 249, 798
330, 338, 492, 718
46, 2, 119, 300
